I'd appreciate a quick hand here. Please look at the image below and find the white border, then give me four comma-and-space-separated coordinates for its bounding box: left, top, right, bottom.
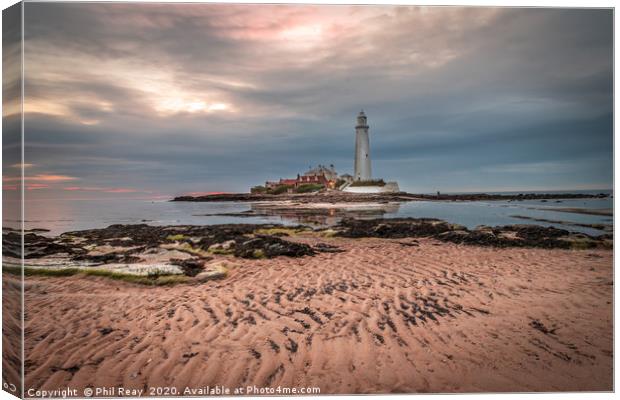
0, 1, 616, 400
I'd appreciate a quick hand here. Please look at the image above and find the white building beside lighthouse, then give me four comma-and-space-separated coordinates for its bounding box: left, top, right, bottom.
354, 110, 372, 181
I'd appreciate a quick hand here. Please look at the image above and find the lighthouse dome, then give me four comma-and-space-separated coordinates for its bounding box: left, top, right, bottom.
356, 110, 368, 127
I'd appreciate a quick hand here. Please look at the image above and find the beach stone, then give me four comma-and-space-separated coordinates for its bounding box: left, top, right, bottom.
208, 240, 236, 252
195, 270, 227, 282
195, 261, 232, 281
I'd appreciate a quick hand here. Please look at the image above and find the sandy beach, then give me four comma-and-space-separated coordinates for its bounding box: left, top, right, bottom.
20, 236, 612, 394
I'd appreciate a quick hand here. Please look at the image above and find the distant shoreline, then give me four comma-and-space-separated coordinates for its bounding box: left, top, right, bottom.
172, 191, 610, 203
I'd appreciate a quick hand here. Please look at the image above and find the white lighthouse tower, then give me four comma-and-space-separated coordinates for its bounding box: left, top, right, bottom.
354, 110, 372, 181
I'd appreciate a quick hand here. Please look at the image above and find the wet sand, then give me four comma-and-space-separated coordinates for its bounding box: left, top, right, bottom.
537, 207, 613, 217
21, 237, 612, 394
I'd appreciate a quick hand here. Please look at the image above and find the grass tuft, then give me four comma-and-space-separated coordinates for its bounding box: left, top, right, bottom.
254, 227, 307, 236
166, 234, 186, 241
208, 248, 235, 255
251, 249, 266, 259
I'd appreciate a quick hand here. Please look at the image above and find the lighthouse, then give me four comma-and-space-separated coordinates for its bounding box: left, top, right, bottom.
354, 110, 371, 181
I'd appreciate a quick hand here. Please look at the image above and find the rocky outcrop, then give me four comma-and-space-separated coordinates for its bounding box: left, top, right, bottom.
3, 231, 83, 259
335, 218, 612, 249
337, 218, 459, 239
6, 224, 320, 268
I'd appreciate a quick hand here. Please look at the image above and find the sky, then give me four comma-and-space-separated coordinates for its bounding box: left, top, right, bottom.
5, 3, 614, 198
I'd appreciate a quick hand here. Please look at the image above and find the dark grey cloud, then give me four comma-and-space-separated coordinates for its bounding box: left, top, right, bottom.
15, 4, 614, 197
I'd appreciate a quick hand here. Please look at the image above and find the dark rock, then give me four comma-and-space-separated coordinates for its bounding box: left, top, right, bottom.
285, 338, 298, 353
530, 319, 557, 335
98, 327, 113, 335
234, 235, 315, 259
3, 231, 80, 259
337, 218, 454, 239
170, 258, 207, 277
249, 349, 261, 359
268, 339, 280, 353
73, 252, 142, 264
313, 243, 345, 253
59, 223, 313, 260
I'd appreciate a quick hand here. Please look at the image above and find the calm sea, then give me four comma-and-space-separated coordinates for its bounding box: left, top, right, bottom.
5, 190, 613, 237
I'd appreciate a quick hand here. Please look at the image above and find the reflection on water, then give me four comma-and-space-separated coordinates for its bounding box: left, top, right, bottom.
249, 202, 401, 226
10, 194, 613, 237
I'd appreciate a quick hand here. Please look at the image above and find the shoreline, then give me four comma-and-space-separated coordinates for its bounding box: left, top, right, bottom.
172, 191, 610, 203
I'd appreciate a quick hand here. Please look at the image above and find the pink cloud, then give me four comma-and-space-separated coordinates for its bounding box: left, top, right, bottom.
30, 174, 79, 182
4, 174, 79, 182
26, 183, 50, 190
63, 186, 102, 191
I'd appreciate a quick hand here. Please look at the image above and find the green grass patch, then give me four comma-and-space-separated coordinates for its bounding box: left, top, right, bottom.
166, 234, 187, 241
163, 242, 211, 258
208, 248, 235, 255
269, 185, 293, 195
563, 238, 599, 250
295, 183, 324, 193
254, 227, 307, 236
251, 185, 267, 194
349, 179, 386, 187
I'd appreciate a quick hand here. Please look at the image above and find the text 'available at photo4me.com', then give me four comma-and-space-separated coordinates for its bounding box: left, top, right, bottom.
26, 385, 322, 397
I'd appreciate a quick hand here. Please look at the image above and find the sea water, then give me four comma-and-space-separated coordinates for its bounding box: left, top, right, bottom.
7, 192, 612, 237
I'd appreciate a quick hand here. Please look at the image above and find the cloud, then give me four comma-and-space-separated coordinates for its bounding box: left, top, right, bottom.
25, 183, 50, 190
29, 174, 79, 182
16, 4, 613, 196
63, 186, 150, 194
3, 174, 79, 182
11, 163, 36, 169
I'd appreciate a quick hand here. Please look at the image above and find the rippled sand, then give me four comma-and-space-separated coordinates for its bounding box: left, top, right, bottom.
20, 237, 612, 394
